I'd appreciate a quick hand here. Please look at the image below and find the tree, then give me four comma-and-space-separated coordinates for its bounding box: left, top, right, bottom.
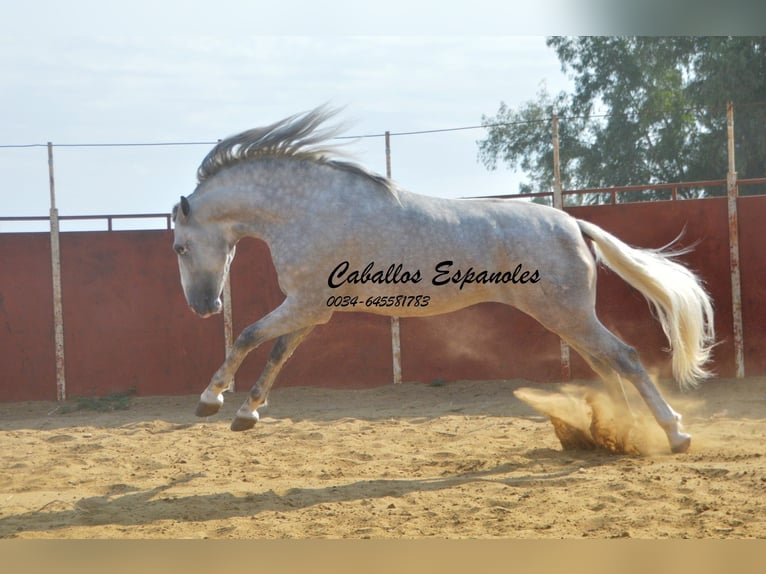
478, 37, 766, 202
685, 37, 766, 188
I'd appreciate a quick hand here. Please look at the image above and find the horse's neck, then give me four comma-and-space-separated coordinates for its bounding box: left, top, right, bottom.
200, 158, 399, 244
198, 161, 316, 241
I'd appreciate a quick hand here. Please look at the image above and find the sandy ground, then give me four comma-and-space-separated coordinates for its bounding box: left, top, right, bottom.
0, 377, 764, 539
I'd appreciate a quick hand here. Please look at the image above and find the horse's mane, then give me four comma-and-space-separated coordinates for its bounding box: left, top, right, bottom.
196, 106, 394, 193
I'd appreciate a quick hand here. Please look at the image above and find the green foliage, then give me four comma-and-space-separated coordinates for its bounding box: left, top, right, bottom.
478, 37, 766, 202
59, 387, 138, 413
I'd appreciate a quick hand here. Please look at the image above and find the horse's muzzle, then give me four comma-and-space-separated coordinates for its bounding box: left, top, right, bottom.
190, 296, 223, 318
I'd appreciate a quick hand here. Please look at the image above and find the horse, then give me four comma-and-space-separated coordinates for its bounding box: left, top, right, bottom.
172, 106, 715, 454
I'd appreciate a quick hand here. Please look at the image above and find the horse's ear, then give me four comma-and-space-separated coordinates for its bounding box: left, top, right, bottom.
180, 196, 191, 218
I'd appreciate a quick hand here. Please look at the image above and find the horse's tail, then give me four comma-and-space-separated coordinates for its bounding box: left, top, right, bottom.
576, 219, 715, 390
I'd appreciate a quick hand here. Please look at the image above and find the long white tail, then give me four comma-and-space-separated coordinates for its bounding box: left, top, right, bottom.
577, 219, 715, 390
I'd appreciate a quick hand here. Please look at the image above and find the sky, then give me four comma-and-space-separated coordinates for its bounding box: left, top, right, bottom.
0, 2, 582, 232
3, 1, 760, 232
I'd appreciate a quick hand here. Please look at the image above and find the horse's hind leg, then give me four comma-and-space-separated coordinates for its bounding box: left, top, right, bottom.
565, 339, 634, 418
531, 289, 690, 453
628, 366, 690, 453
561, 321, 691, 453
230, 326, 314, 431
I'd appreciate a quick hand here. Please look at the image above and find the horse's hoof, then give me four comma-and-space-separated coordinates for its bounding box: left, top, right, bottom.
195, 401, 221, 417
231, 416, 257, 432
670, 433, 691, 454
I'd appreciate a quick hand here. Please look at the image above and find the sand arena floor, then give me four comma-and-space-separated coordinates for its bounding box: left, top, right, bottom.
0, 377, 764, 539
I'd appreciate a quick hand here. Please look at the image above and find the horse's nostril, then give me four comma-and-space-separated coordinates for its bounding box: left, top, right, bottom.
189, 294, 224, 317
204, 297, 223, 314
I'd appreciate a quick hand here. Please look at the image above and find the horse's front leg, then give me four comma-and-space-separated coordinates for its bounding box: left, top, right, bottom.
195, 300, 325, 418
194, 330, 255, 416
230, 326, 314, 431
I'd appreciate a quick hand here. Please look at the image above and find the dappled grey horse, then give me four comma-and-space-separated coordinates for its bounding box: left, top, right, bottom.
172, 106, 715, 453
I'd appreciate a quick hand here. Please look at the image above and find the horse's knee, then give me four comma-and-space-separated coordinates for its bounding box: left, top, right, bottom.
237, 324, 263, 350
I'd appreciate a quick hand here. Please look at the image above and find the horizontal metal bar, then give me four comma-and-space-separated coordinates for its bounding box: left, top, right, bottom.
563, 179, 727, 196
0, 213, 172, 229
3, 178, 766, 229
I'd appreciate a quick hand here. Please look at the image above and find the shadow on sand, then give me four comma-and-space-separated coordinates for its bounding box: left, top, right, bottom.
0, 447, 619, 538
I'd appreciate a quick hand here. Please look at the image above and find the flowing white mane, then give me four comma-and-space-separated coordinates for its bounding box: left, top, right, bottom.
196, 106, 393, 192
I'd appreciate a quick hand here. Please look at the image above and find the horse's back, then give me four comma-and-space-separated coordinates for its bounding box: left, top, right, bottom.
312, 192, 598, 319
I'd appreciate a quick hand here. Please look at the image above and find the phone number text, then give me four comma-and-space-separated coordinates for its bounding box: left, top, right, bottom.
326, 295, 431, 308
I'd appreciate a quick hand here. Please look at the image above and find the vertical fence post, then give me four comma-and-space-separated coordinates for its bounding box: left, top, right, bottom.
386, 131, 402, 385
222, 274, 234, 390
216, 134, 234, 392
726, 102, 745, 378
552, 116, 571, 380
552, 115, 563, 211
48, 142, 67, 402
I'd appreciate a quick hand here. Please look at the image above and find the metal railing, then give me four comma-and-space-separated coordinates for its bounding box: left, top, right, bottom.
3, 180, 766, 234
0, 213, 172, 232
477, 177, 766, 205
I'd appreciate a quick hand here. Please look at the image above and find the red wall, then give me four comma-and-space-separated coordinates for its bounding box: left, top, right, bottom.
567, 198, 735, 380
737, 196, 766, 375
400, 304, 563, 384
0, 233, 56, 401
58, 231, 225, 398
0, 196, 761, 402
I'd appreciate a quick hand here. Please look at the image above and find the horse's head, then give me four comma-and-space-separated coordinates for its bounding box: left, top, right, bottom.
172, 196, 236, 318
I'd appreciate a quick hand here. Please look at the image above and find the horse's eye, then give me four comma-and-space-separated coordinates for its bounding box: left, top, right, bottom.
174, 244, 189, 256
